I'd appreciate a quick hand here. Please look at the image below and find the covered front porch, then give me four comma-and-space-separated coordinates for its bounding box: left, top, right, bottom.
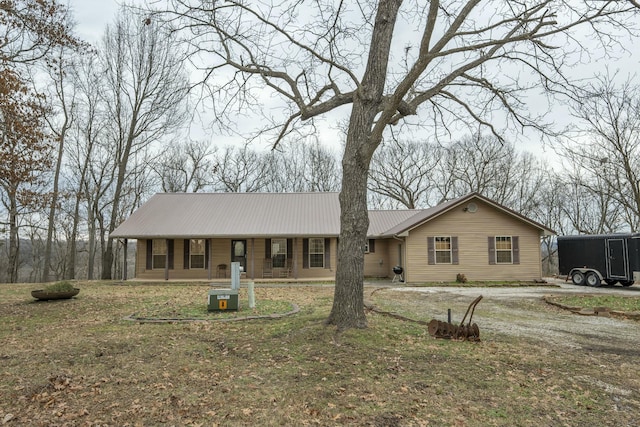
122, 237, 337, 281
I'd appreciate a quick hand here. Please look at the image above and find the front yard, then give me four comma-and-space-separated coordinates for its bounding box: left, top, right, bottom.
1, 281, 638, 426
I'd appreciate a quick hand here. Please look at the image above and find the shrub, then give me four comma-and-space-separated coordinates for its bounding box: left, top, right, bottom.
456, 273, 467, 283
43, 281, 76, 293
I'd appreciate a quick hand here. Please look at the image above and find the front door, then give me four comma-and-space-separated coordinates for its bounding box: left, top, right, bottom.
606, 238, 628, 279
231, 240, 247, 272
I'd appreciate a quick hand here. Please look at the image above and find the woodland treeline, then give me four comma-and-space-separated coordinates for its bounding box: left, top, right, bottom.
2, 2, 640, 283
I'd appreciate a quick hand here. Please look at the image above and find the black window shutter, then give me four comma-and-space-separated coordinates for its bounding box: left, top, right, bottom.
168, 239, 174, 270
184, 239, 190, 269
324, 238, 330, 269
512, 236, 520, 264
452, 236, 459, 265
265, 239, 271, 258
287, 239, 293, 260
369, 239, 375, 253
146, 240, 152, 269
488, 236, 496, 265
427, 237, 435, 265
303, 239, 309, 269
205, 239, 210, 269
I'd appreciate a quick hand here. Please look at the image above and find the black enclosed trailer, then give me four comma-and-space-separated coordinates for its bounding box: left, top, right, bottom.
557, 233, 640, 287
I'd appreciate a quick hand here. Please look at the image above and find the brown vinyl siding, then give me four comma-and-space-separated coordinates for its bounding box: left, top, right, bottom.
404, 200, 543, 282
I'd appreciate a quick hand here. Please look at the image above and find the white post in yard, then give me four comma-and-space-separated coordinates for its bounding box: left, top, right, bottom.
248, 281, 256, 308
231, 262, 241, 290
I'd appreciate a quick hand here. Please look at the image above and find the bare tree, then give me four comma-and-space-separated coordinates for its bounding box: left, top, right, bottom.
264, 141, 341, 193
210, 145, 269, 192
99, 7, 189, 279
369, 139, 442, 209
64, 52, 108, 280
555, 156, 626, 234
39, 46, 79, 282
152, 140, 214, 192
159, 0, 639, 329
559, 74, 640, 231
446, 135, 517, 200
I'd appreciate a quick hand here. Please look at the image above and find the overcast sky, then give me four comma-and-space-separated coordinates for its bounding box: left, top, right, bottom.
64, 1, 639, 164
67, 0, 124, 43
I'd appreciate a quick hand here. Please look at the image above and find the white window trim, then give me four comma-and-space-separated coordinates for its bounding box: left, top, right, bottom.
272, 238, 287, 268
152, 239, 167, 270
435, 236, 452, 264
495, 236, 513, 264
190, 239, 206, 269
309, 237, 325, 268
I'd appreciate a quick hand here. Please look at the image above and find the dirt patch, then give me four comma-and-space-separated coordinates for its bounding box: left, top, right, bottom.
372, 283, 640, 355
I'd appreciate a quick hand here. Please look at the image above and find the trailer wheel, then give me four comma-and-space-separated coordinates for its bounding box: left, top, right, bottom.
605, 279, 618, 286
585, 272, 601, 287
621, 281, 634, 287
571, 271, 586, 286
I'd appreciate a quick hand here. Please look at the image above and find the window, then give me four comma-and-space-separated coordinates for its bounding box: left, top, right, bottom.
364, 239, 375, 253
435, 237, 452, 264
272, 238, 287, 268
152, 239, 167, 269
495, 236, 512, 263
309, 238, 325, 268
190, 239, 205, 269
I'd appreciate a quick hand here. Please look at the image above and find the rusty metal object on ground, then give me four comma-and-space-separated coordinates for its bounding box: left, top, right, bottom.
428, 295, 482, 341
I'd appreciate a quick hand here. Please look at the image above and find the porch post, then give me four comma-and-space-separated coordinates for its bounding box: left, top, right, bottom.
250, 238, 255, 280
123, 238, 128, 281
293, 237, 298, 279
208, 238, 212, 281
164, 238, 169, 281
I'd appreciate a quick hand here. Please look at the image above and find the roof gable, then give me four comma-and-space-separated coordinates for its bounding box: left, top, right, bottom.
382, 192, 555, 236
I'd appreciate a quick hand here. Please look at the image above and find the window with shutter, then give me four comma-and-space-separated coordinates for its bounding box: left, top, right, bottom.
309, 238, 324, 268
495, 236, 513, 264
152, 239, 167, 269
435, 236, 452, 264
190, 239, 206, 269
271, 238, 287, 267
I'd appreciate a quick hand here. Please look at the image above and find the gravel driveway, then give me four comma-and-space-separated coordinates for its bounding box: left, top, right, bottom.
388, 278, 640, 356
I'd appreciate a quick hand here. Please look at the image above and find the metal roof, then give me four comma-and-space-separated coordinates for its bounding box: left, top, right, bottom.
110, 192, 342, 238
110, 192, 555, 239
367, 210, 422, 236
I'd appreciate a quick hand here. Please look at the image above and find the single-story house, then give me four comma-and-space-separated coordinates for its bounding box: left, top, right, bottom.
110, 192, 554, 282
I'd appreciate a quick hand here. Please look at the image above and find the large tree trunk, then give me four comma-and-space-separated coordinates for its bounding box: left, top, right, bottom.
326, 135, 372, 329
326, 0, 401, 329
